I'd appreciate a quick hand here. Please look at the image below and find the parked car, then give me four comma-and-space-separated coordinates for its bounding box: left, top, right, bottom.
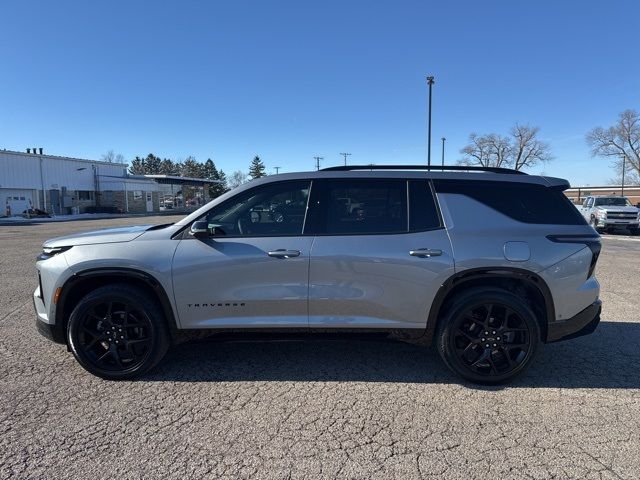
578, 195, 640, 234
34, 165, 601, 384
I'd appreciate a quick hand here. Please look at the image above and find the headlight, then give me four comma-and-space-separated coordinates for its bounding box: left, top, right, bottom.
38, 245, 72, 260
596, 210, 607, 219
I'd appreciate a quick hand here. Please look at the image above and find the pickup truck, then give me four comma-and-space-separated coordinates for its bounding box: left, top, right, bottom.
578, 195, 640, 234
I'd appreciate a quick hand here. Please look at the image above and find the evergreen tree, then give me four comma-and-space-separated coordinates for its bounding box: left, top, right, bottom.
248, 155, 266, 179
129, 156, 145, 175
128, 153, 162, 175
159, 158, 180, 175
180, 156, 204, 178
203, 158, 229, 198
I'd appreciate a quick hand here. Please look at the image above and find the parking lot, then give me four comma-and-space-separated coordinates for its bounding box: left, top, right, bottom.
1, 216, 639, 479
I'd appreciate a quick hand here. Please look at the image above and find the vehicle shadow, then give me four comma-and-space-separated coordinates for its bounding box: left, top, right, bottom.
145, 321, 640, 389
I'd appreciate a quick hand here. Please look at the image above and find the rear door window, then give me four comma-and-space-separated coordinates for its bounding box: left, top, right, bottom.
319, 179, 408, 235
409, 180, 442, 231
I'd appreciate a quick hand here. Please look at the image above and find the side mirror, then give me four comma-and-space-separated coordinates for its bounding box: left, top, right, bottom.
189, 220, 209, 239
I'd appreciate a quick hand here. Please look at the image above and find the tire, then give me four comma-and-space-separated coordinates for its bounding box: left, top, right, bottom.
67, 284, 170, 380
436, 288, 541, 385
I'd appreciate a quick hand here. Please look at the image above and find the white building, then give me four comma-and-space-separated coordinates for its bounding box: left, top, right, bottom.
0, 149, 160, 215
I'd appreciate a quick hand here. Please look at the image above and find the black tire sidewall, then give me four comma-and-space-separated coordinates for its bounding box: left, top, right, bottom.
437, 289, 541, 384
67, 285, 169, 380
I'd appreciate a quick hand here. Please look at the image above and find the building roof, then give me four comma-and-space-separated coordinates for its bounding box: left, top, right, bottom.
0, 149, 128, 167
143, 174, 222, 185
566, 185, 640, 191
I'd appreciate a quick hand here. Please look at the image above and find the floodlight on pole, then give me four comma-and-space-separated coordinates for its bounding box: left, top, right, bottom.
426, 75, 435, 166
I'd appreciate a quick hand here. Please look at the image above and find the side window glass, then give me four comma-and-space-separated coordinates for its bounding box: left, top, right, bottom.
587, 198, 593, 208
204, 181, 310, 237
409, 180, 441, 231
324, 179, 407, 234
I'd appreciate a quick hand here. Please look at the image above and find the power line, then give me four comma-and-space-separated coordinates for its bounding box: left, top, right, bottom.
274, 166, 281, 174
313, 156, 323, 171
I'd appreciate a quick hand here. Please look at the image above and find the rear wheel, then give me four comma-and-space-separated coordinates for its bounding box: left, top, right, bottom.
67, 284, 170, 380
436, 289, 540, 384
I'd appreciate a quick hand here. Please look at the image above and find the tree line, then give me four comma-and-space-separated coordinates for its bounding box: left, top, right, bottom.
126, 154, 268, 198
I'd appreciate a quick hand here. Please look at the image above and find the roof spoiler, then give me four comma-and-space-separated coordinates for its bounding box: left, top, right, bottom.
543, 177, 571, 191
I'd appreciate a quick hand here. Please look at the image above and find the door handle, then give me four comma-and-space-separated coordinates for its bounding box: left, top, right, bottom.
409, 248, 443, 258
268, 249, 301, 258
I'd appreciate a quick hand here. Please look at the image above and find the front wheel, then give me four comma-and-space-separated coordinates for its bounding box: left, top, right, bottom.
436, 289, 541, 384
67, 284, 170, 380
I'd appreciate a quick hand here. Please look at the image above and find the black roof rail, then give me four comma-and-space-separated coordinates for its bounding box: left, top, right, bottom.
320, 164, 527, 175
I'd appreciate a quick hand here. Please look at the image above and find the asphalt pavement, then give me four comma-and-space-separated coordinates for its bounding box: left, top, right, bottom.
1, 216, 639, 479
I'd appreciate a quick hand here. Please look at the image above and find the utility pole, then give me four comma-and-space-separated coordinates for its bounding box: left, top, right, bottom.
441, 137, 446, 166
426, 75, 435, 166
340, 152, 351, 166
274, 166, 281, 174
313, 156, 323, 171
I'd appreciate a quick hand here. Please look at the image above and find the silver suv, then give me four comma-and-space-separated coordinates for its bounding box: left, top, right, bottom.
33, 166, 602, 384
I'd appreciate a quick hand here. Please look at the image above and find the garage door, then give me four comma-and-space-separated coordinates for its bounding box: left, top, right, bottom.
2, 190, 35, 216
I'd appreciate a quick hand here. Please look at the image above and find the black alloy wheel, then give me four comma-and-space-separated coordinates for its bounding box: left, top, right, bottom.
67, 285, 169, 380
437, 289, 540, 384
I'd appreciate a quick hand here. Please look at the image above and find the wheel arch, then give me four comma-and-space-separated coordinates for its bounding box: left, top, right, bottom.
55, 267, 179, 344
425, 267, 555, 345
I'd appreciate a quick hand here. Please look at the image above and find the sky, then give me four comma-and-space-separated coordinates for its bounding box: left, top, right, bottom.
1, 0, 639, 186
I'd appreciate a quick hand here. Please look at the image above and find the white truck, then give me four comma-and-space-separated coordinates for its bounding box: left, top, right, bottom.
579, 195, 640, 234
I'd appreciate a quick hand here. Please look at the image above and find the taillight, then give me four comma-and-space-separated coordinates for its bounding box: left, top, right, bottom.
546, 234, 601, 278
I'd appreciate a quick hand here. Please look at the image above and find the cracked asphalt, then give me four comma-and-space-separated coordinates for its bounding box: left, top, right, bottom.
1, 217, 639, 479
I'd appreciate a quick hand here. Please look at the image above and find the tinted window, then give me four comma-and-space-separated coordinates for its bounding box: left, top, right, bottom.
433, 180, 587, 225
322, 179, 407, 234
204, 180, 310, 236
594, 197, 631, 207
409, 180, 441, 231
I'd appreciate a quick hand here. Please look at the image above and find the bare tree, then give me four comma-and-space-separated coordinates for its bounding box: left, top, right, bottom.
228, 170, 248, 189
460, 124, 552, 171
586, 109, 640, 182
511, 124, 553, 170
460, 133, 511, 168
101, 149, 125, 163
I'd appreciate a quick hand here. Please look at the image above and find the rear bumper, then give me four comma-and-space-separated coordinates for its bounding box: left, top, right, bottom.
547, 300, 602, 342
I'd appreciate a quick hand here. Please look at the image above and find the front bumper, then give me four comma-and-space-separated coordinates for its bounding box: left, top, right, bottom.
33, 286, 66, 344
596, 219, 639, 229
547, 300, 602, 342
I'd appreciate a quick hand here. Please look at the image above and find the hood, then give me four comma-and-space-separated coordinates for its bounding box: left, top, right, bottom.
596, 206, 639, 213
43, 225, 153, 248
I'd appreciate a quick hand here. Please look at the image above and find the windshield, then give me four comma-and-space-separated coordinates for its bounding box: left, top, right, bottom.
594, 197, 632, 207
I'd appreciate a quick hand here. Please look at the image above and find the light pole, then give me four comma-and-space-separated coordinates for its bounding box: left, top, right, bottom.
621, 154, 627, 197
426, 75, 435, 166
340, 152, 351, 166
313, 156, 323, 171
441, 137, 446, 166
